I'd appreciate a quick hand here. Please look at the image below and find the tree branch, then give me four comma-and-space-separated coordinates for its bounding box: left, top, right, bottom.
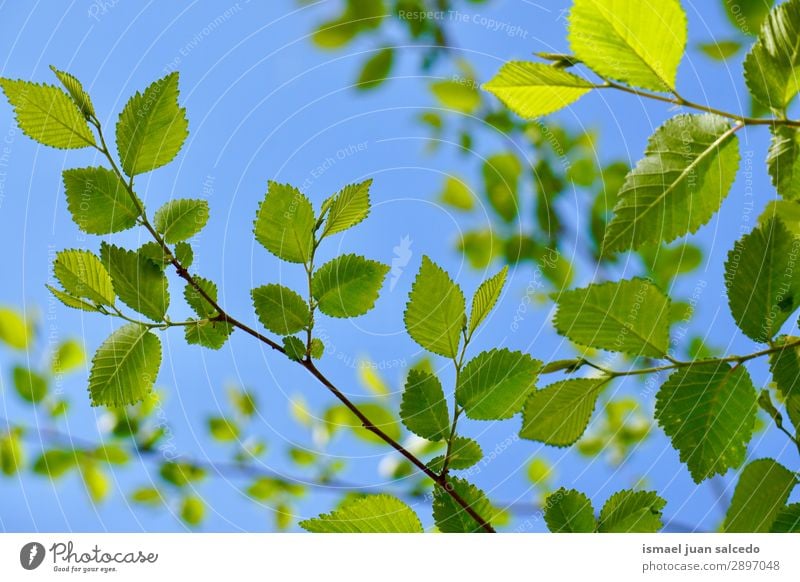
88, 117, 496, 533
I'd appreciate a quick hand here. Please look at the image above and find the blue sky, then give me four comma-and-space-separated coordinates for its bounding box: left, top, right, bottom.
0, 0, 797, 532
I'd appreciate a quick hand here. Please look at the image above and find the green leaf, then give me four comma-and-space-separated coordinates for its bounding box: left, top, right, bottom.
251, 284, 309, 335
724, 0, 774, 34
725, 219, 800, 342
769, 336, 800, 398
771, 503, 800, 532
160, 462, 205, 487
400, 369, 449, 441
116, 72, 188, 175
208, 417, 239, 442
724, 459, 797, 532
46, 286, 99, 312
12, 366, 48, 403
81, 462, 109, 502
603, 114, 740, 254
0, 78, 95, 148
553, 277, 671, 357
53, 249, 115, 306
88, 323, 162, 407
49, 66, 95, 118
101, 243, 170, 322
310, 338, 324, 359
598, 490, 666, 532
456, 349, 541, 420
184, 317, 232, 350
697, 39, 742, 61
254, 181, 315, 264
0, 431, 23, 476
431, 80, 480, 114
520, 378, 606, 446
432, 477, 492, 533
760, 199, 800, 236
283, 335, 306, 361
130, 487, 163, 506
63, 167, 139, 234
312, 254, 388, 318
184, 278, 232, 349
153, 199, 209, 243
322, 180, 371, 238
33, 450, 77, 478
51, 339, 86, 374
459, 230, 500, 269
0, 307, 32, 349
544, 488, 596, 533
300, 494, 423, 533
767, 127, 800, 200
482, 152, 521, 222
744, 0, 800, 109
428, 437, 483, 472
483, 61, 594, 118
439, 176, 474, 211
184, 278, 220, 318
356, 47, 394, 90
404, 256, 465, 358
568, 0, 687, 92
180, 495, 205, 527
468, 266, 507, 336
655, 362, 757, 483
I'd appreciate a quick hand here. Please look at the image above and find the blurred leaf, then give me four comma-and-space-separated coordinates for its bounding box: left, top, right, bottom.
324, 402, 401, 444
208, 417, 239, 442
0, 431, 23, 476
131, 487, 163, 506
228, 387, 257, 418
33, 449, 77, 478
51, 338, 85, 374
698, 39, 742, 60
81, 462, 110, 502
724, 0, 774, 35
180, 495, 205, 527
0, 307, 32, 350
431, 79, 480, 114
439, 176, 474, 211
357, 47, 394, 90
482, 152, 522, 222
160, 462, 206, 487
459, 230, 499, 268
12, 366, 48, 403
288, 447, 316, 466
